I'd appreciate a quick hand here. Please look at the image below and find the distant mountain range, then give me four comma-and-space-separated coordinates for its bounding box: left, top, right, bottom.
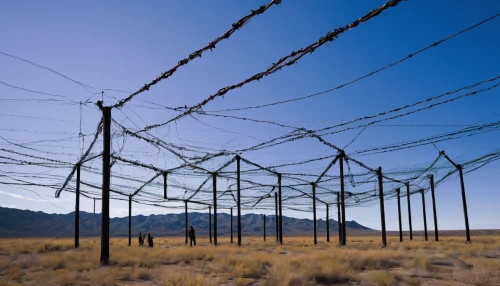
0, 207, 371, 238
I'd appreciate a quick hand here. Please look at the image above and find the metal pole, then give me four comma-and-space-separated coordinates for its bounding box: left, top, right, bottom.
128, 195, 132, 247
75, 163, 80, 248
236, 155, 242, 246
421, 190, 428, 241
275, 193, 278, 242
430, 175, 439, 242
326, 204, 330, 243
278, 173, 283, 245
163, 172, 167, 199
337, 192, 341, 244
377, 167, 387, 247
185, 201, 188, 244
312, 183, 317, 245
100, 105, 111, 265
396, 188, 403, 242
406, 182, 413, 240
212, 173, 217, 246
263, 215, 266, 241
458, 165, 471, 243
209, 206, 212, 244
339, 153, 346, 245
230, 207, 233, 244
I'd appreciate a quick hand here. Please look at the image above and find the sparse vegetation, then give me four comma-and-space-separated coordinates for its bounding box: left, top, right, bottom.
1, 235, 499, 285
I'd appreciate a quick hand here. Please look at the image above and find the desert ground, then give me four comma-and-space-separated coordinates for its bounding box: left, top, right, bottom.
1, 233, 500, 286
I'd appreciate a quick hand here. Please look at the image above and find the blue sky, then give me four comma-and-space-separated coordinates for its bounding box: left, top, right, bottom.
1, 0, 499, 234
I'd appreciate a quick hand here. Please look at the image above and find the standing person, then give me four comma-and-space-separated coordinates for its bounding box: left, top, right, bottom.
147, 233, 154, 248
189, 226, 196, 246
138, 232, 143, 246
142, 232, 146, 245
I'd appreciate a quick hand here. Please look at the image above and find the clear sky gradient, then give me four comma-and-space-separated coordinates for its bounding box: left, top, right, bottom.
1, 0, 499, 232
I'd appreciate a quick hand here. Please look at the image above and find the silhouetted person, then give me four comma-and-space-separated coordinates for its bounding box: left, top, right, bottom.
189, 226, 196, 246
147, 233, 154, 248
142, 233, 146, 244
138, 232, 144, 246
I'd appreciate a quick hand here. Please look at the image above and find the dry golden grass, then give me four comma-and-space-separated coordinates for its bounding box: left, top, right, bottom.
0, 235, 499, 285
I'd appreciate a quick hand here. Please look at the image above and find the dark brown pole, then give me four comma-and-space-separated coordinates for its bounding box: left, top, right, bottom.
93, 198, 96, 234
337, 192, 341, 244
278, 174, 283, 245
236, 155, 241, 246
185, 201, 188, 244
163, 172, 167, 199
421, 190, 428, 241
128, 195, 132, 246
263, 214, 266, 241
377, 167, 387, 247
396, 188, 403, 242
339, 153, 346, 245
326, 204, 330, 242
75, 163, 80, 248
209, 206, 212, 244
230, 207, 233, 244
441, 152, 471, 243
212, 173, 217, 246
275, 193, 278, 242
312, 183, 317, 245
458, 165, 471, 243
406, 182, 413, 240
100, 105, 111, 265
430, 175, 439, 242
